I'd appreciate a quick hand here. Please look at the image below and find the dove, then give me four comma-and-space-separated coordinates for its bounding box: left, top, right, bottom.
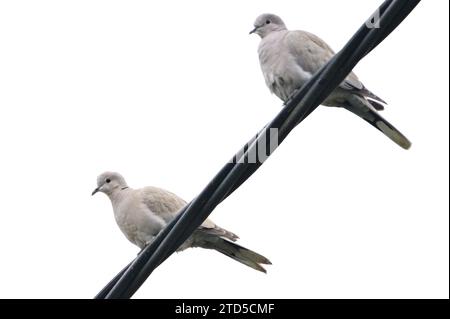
92, 171, 271, 273
250, 13, 411, 149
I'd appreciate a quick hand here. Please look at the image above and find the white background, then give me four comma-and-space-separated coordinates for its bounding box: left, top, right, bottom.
0, 0, 448, 299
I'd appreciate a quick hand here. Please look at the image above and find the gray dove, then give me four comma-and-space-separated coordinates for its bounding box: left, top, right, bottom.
250, 13, 411, 149
92, 171, 271, 273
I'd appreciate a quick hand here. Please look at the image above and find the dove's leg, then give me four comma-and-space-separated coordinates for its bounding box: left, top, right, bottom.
343, 94, 411, 149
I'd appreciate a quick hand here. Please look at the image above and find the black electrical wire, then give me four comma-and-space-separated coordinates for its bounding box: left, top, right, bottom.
99, 0, 422, 300
95, 0, 421, 299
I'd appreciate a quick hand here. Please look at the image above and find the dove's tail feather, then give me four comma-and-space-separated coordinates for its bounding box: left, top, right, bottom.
213, 239, 272, 273
344, 95, 411, 150
358, 86, 387, 111
194, 232, 271, 273
367, 99, 385, 111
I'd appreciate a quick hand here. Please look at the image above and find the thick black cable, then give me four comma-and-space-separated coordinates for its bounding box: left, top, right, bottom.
103, 0, 418, 300
96, 0, 420, 299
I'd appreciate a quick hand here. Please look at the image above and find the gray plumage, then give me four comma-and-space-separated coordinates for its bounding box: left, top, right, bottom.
92, 172, 271, 273
251, 13, 411, 149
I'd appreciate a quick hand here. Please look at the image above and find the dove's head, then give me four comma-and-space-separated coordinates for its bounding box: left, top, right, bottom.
92, 171, 128, 196
250, 13, 287, 38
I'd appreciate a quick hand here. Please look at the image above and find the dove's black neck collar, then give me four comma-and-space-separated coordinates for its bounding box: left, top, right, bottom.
121, 187, 129, 191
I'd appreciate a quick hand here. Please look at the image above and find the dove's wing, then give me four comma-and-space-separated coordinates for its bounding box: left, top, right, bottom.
140, 186, 237, 240
126, 186, 268, 271
140, 186, 186, 222
285, 30, 385, 107
285, 31, 361, 88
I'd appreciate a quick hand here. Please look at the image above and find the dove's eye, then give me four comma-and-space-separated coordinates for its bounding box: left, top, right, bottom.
266, 20, 271, 24
106, 178, 111, 183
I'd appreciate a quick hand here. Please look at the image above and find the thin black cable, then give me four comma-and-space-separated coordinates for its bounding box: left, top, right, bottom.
94, 260, 134, 299
96, 0, 420, 299
103, 0, 418, 298
103, 1, 414, 298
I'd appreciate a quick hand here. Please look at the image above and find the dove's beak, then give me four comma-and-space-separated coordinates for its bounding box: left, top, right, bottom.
249, 26, 258, 34
91, 187, 100, 196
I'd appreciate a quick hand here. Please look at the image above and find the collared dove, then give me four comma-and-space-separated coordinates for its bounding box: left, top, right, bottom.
250, 13, 411, 150
92, 172, 271, 273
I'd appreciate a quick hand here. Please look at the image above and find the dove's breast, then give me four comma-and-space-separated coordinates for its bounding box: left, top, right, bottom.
112, 190, 166, 248
258, 32, 312, 102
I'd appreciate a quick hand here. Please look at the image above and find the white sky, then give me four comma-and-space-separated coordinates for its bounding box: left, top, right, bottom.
0, 0, 448, 299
